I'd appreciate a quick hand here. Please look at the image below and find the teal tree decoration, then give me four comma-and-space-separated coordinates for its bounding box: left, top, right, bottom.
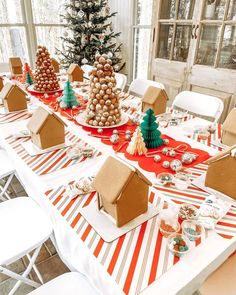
26, 72, 34, 85
59, 80, 80, 109
140, 109, 164, 149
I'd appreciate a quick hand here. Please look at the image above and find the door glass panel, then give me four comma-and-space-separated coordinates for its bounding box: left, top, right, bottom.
218, 25, 236, 69
35, 26, 66, 56
0, 27, 29, 62
160, 0, 176, 19
203, 0, 226, 20
136, 0, 153, 25
173, 25, 192, 61
196, 25, 221, 66
133, 28, 152, 78
157, 24, 174, 59
227, 0, 236, 20
178, 0, 195, 19
0, 0, 23, 23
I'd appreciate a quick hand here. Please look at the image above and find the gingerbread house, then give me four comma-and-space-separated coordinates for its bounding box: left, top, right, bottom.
27, 106, 67, 150
9, 57, 23, 75
205, 145, 236, 200
92, 156, 152, 227
51, 58, 60, 73
0, 83, 27, 112
67, 64, 84, 82
141, 86, 168, 115
0, 76, 3, 91
221, 108, 236, 146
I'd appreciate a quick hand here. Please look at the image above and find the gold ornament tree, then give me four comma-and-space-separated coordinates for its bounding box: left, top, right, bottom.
86, 53, 121, 127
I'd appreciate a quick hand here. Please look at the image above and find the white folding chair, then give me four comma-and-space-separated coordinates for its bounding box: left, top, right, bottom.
0, 197, 53, 295
81, 64, 93, 80
115, 72, 127, 92
172, 91, 224, 122
27, 272, 99, 295
128, 78, 165, 97
0, 149, 16, 202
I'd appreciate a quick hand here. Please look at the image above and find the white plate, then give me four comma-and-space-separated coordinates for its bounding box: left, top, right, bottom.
76, 111, 129, 129
80, 200, 159, 243
21, 139, 72, 156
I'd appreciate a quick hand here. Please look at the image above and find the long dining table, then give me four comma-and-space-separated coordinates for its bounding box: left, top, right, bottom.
0, 77, 236, 295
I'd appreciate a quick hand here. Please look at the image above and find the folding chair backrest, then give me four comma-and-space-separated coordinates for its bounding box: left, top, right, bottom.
128, 78, 165, 98
172, 91, 224, 122
115, 73, 127, 92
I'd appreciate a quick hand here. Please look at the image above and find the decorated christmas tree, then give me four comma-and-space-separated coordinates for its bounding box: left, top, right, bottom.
34, 45, 60, 92
85, 53, 121, 127
58, 80, 79, 109
58, 0, 123, 71
140, 109, 164, 149
126, 127, 147, 156
26, 72, 33, 85
21, 63, 34, 83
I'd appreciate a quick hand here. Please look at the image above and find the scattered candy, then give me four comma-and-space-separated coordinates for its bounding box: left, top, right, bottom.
179, 204, 198, 220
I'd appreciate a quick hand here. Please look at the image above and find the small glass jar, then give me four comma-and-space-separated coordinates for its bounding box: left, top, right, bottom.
159, 206, 179, 238
174, 172, 191, 190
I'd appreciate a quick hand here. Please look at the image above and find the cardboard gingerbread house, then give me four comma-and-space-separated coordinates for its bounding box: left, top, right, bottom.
0, 83, 27, 112
27, 106, 67, 150
67, 64, 84, 82
51, 58, 60, 73
205, 145, 236, 200
0, 76, 3, 91
221, 108, 236, 146
92, 156, 152, 227
141, 86, 168, 116
9, 57, 23, 75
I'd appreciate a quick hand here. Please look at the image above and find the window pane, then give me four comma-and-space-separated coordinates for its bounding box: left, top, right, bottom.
157, 24, 174, 59
178, 0, 195, 19
160, 0, 176, 19
203, 0, 226, 20
32, 0, 66, 24
218, 25, 236, 69
35, 26, 65, 57
0, 0, 23, 23
136, 0, 153, 25
196, 25, 221, 66
173, 25, 191, 62
133, 28, 151, 79
227, 0, 236, 20
0, 27, 28, 62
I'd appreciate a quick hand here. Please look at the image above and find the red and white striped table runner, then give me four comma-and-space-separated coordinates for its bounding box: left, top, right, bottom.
5, 131, 101, 176
0, 110, 31, 124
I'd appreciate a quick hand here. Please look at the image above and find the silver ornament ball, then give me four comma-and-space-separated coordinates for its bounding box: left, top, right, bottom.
97, 128, 103, 134
163, 139, 169, 145
170, 160, 182, 172
162, 161, 170, 168
154, 155, 162, 163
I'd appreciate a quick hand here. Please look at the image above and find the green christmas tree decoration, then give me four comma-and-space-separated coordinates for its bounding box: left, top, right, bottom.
140, 109, 164, 149
57, 0, 124, 71
59, 80, 80, 109
26, 71, 34, 85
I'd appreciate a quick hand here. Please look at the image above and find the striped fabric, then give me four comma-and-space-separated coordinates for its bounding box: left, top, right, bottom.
5, 131, 101, 176
0, 110, 31, 124
44, 164, 236, 295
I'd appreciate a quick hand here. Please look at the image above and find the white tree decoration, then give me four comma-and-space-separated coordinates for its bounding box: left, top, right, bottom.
126, 127, 147, 156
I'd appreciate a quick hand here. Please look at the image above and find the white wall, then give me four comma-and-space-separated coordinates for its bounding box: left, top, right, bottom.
109, 0, 133, 83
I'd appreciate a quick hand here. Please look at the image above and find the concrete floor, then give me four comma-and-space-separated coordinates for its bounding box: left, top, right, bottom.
0, 176, 69, 295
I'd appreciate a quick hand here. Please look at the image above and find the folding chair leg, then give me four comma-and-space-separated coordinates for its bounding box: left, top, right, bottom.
0, 173, 14, 200
26, 253, 44, 284
0, 245, 43, 295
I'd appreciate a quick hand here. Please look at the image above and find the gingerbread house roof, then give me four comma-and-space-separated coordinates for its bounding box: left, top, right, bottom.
142, 86, 168, 105
9, 57, 22, 67
222, 108, 236, 135
67, 64, 84, 75
205, 144, 236, 165
92, 156, 152, 204
0, 83, 27, 100
27, 106, 67, 134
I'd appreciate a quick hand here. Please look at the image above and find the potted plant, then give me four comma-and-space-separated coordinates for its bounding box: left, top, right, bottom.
205, 0, 216, 19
